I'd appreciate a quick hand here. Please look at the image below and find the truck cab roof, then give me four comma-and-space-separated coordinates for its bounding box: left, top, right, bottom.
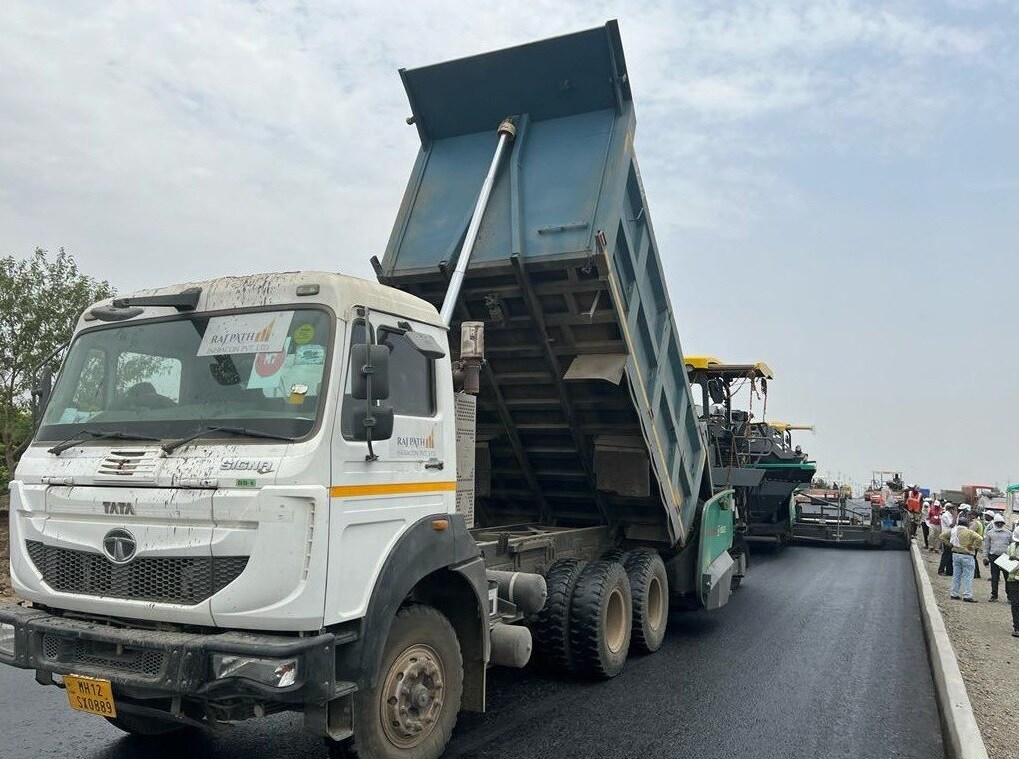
79, 271, 444, 329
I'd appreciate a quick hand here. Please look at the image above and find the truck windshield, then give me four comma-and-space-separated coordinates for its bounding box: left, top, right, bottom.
37, 308, 332, 443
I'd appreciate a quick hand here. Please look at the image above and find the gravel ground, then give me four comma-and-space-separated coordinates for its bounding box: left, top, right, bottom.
916, 540, 1018, 759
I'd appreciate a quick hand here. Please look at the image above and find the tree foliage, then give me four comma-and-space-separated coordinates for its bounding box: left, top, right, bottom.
0, 248, 114, 482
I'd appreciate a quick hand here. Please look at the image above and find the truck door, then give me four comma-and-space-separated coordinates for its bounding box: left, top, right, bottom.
324, 309, 456, 625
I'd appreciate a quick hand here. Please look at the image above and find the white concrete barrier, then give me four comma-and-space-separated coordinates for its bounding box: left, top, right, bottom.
909, 542, 990, 759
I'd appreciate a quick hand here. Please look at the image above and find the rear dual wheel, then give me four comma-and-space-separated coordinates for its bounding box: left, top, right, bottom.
530, 558, 588, 672
622, 549, 669, 654
569, 560, 633, 679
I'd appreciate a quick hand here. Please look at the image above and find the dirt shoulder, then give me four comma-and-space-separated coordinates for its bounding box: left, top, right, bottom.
1, 493, 14, 602
917, 542, 1018, 759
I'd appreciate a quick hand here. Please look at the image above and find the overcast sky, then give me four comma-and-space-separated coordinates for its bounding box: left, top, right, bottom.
2, 0, 1016, 492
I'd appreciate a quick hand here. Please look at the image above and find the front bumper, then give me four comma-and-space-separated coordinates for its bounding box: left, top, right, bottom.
0, 603, 355, 705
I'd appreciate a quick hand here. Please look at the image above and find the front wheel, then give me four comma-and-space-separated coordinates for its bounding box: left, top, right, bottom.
348, 605, 463, 759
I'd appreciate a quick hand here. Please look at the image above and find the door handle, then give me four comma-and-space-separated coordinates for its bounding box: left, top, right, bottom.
424, 459, 444, 470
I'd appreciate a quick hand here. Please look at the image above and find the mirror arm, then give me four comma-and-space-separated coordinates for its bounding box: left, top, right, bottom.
363, 308, 378, 462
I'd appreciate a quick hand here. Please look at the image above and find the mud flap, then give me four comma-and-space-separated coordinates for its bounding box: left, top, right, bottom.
697, 489, 736, 610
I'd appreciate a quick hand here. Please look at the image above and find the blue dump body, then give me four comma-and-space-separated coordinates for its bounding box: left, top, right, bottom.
381, 22, 710, 548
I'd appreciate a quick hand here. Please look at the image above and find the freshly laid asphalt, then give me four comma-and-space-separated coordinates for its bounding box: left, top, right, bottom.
0, 544, 943, 759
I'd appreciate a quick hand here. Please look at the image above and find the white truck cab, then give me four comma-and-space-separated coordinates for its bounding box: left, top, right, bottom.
3, 272, 496, 755
11, 271, 463, 630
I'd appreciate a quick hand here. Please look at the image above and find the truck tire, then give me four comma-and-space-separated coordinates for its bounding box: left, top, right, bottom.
348, 605, 463, 759
569, 560, 632, 679
622, 549, 669, 654
600, 548, 627, 563
106, 713, 188, 737
530, 559, 587, 673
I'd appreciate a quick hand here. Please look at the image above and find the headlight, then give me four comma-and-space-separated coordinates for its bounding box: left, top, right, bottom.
210, 654, 298, 688
0, 623, 15, 657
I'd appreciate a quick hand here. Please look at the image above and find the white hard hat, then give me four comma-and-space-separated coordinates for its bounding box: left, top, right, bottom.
933, 500, 941, 506
993, 514, 1005, 523
960, 503, 971, 511
1013, 526, 1019, 542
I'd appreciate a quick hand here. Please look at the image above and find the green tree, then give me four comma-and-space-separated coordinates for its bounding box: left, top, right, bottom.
0, 248, 114, 483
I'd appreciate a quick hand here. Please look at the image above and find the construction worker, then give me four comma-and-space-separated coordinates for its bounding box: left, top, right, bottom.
949, 516, 983, 602
938, 503, 957, 576
927, 501, 942, 553
920, 499, 932, 549
905, 487, 922, 539
983, 514, 1012, 602
962, 505, 982, 578
1006, 527, 1019, 637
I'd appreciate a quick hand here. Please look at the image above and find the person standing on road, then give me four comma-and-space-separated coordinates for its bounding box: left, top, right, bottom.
965, 507, 984, 579
920, 499, 931, 549
939, 504, 957, 576
1005, 527, 1019, 637
984, 514, 1012, 602
949, 516, 982, 602
928, 501, 943, 554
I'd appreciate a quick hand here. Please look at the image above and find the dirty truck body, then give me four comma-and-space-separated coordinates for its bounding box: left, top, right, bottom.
0, 22, 735, 759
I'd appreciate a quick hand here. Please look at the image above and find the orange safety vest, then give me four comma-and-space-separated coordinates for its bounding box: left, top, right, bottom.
906, 492, 921, 513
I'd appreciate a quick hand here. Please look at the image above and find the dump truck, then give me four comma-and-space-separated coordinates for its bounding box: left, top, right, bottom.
0, 22, 737, 759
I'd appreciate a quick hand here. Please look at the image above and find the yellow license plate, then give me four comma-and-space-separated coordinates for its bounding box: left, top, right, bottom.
64, 674, 117, 718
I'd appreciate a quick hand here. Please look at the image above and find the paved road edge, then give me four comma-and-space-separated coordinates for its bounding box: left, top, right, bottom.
910, 542, 989, 759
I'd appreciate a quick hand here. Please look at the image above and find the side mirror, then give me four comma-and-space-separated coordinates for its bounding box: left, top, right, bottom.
31, 366, 54, 427
350, 344, 390, 400
708, 378, 725, 405
349, 404, 394, 442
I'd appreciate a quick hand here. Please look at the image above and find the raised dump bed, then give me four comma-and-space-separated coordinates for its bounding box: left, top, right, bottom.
379, 22, 711, 548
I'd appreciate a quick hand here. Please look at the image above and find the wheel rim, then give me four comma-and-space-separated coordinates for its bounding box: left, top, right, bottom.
605, 587, 627, 653
379, 643, 445, 750
646, 575, 665, 632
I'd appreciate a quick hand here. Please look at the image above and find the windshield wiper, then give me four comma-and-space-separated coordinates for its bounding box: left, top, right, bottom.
161, 425, 296, 454
48, 429, 163, 456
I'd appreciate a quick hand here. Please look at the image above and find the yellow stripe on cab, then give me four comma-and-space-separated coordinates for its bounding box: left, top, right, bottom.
329, 481, 457, 498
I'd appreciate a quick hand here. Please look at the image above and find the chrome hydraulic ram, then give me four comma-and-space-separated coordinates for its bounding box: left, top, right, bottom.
438, 117, 516, 327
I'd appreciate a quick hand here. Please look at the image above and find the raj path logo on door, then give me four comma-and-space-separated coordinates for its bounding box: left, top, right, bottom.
394, 426, 438, 459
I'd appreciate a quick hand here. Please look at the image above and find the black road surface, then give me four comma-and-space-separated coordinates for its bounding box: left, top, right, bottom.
1, 546, 943, 759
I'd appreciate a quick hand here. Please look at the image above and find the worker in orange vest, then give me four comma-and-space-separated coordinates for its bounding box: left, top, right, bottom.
905, 486, 922, 540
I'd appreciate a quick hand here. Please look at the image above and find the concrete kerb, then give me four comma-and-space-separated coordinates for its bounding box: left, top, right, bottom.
909, 542, 989, 759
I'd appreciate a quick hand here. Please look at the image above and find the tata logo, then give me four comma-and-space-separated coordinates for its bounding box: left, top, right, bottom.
221, 459, 275, 475
103, 501, 135, 515
103, 528, 137, 564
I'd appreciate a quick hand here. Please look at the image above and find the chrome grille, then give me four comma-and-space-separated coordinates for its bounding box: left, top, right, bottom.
96, 449, 158, 482
42, 634, 166, 677
26, 541, 248, 605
